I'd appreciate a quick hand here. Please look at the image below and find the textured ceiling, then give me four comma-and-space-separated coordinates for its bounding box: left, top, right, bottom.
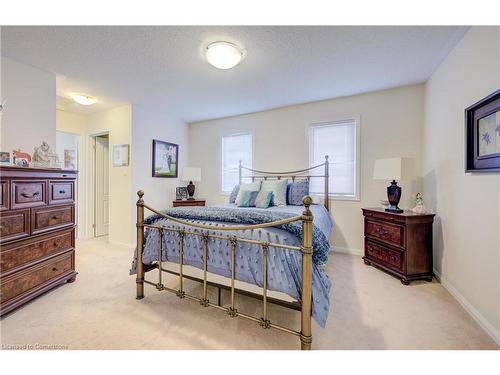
1, 26, 468, 122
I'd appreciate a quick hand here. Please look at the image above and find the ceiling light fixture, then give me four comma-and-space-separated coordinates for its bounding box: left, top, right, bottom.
206, 41, 244, 70
72, 94, 98, 106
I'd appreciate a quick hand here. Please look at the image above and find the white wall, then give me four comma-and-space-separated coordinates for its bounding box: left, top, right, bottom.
0, 57, 56, 154
130, 105, 189, 245
56, 110, 89, 239
423, 26, 500, 343
189, 84, 425, 253
86, 105, 133, 247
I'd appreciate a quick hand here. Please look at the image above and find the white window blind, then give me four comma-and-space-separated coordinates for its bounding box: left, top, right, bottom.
221, 133, 252, 192
309, 119, 359, 199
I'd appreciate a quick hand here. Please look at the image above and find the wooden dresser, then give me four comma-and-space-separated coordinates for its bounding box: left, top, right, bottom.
362, 208, 435, 285
0, 166, 77, 316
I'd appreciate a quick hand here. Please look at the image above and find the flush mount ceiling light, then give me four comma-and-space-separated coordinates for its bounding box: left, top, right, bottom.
205, 41, 244, 70
72, 94, 98, 106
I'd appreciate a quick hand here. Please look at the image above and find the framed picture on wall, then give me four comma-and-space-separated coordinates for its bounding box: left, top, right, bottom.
113, 144, 130, 167
152, 139, 179, 178
465, 89, 500, 172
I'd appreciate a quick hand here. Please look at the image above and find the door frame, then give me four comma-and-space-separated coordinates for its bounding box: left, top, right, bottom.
88, 131, 110, 238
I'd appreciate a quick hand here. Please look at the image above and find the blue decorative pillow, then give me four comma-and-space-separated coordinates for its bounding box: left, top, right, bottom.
255, 190, 273, 208
237, 190, 259, 207
287, 180, 309, 205
229, 185, 240, 204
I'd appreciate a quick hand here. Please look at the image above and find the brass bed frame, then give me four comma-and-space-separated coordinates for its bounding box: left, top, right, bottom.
135, 156, 329, 350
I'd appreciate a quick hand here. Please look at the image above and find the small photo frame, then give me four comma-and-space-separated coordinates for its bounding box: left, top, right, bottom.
0, 151, 11, 165
113, 144, 130, 167
176, 187, 188, 200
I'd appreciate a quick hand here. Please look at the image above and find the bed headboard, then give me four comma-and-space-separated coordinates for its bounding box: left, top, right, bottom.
238, 155, 330, 211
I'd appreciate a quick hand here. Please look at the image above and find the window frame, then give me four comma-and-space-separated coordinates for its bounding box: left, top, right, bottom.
308, 115, 361, 201
220, 132, 254, 195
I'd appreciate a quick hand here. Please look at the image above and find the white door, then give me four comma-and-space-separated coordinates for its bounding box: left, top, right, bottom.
95, 136, 109, 237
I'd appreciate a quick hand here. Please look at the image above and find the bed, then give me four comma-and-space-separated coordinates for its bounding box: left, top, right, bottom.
131, 156, 332, 349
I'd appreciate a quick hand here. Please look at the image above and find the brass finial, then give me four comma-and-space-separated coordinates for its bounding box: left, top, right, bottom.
137, 190, 144, 198
302, 195, 313, 207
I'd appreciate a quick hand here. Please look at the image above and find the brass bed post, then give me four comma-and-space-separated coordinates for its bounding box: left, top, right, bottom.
228, 236, 238, 317
136, 190, 145, 300
324, 155, 330, 211
201, 233, 209, 307
238, 160, 242, 185
300, 196, 314, 350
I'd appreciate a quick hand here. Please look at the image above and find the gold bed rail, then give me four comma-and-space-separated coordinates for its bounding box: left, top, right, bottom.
238, 154, 330, 211
135, 190, 314, 350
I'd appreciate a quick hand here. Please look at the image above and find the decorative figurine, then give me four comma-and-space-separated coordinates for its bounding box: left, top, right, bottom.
411, 192, 427, 214
33, 141, 61, 168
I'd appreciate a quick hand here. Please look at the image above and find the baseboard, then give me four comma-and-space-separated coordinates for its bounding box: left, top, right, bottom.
434, 268, 500, 346
331, 246, 363, 256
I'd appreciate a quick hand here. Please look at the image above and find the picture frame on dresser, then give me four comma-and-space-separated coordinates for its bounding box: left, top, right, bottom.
465, 89, 500, 172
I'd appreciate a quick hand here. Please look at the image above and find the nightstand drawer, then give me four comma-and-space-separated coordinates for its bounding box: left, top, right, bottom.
366, 219, 405, 248
365, 240, 404, 272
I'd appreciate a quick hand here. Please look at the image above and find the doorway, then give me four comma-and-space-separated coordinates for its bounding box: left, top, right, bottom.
94, 134, 109, 237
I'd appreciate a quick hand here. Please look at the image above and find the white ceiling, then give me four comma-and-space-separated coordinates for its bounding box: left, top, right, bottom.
1, 26, 468, 123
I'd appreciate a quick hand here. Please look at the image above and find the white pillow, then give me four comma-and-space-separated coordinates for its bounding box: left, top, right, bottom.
261, 179, 288, 206
235, 181, 261, 206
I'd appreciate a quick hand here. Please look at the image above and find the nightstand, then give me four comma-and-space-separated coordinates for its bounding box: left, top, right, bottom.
362, 208, 435, 285
173, 199, 206, 207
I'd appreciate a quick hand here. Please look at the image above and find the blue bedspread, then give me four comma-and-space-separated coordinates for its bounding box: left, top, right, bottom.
130, 204, 332, 327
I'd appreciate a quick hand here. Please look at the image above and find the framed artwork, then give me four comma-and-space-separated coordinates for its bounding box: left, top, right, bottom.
0, 151, 11, 165
465, 89, 500, 172
64, 149, 77, 170
176, 187, 188, 200
152, 140, 178, 178
113, 144, 130, 167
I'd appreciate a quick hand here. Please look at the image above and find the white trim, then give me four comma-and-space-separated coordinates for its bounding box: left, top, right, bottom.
307, 115, 361, 201
331, 245, 363, 256
434, 268, 500, 346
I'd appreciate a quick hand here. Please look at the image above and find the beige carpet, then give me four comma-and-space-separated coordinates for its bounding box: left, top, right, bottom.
0, 237, 497, 350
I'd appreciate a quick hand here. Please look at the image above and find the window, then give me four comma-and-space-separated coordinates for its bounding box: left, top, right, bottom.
221, 133, 252, 192
309, 118, 360, 200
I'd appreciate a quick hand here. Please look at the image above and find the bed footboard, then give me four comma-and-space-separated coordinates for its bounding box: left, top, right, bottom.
134, 190, 314, 350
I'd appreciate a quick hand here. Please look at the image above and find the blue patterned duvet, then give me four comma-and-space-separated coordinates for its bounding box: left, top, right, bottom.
130, 204, 333, 327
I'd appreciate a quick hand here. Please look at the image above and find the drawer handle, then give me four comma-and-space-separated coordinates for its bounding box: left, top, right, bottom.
21, 191, 40, 198
52, 215, 60, 220
52, 267, 58, 272
390, 256, 396, 262
59, 190, 66, 194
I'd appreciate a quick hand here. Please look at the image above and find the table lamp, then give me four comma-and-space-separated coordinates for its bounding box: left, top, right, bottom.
182, 167, 201, 200
373, 157, 403, 213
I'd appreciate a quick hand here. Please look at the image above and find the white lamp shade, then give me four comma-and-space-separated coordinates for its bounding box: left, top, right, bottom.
182, 167, 201, 182
373, 158, 402, 181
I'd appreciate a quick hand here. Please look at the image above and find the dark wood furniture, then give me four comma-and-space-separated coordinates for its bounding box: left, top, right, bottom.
172, 199, 205, 207
362, 208, 435, 285
0, 166, 77, 316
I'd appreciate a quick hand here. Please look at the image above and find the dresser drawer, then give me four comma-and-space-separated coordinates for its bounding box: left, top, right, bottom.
11, 180, 47, 209
0, 251, 74, 304
365, 240, 404, 272
366, 219, 405, 248
0, 228, 74, 275
0, 180, 9, 211
0, 209, 30, 244
31, 204, 74, 235
49, 181, 74, 205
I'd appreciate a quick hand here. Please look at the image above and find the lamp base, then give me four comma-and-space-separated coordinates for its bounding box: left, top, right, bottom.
386, 180, 403, 213
187, 181, 195, 200
385, 206, 403, 213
